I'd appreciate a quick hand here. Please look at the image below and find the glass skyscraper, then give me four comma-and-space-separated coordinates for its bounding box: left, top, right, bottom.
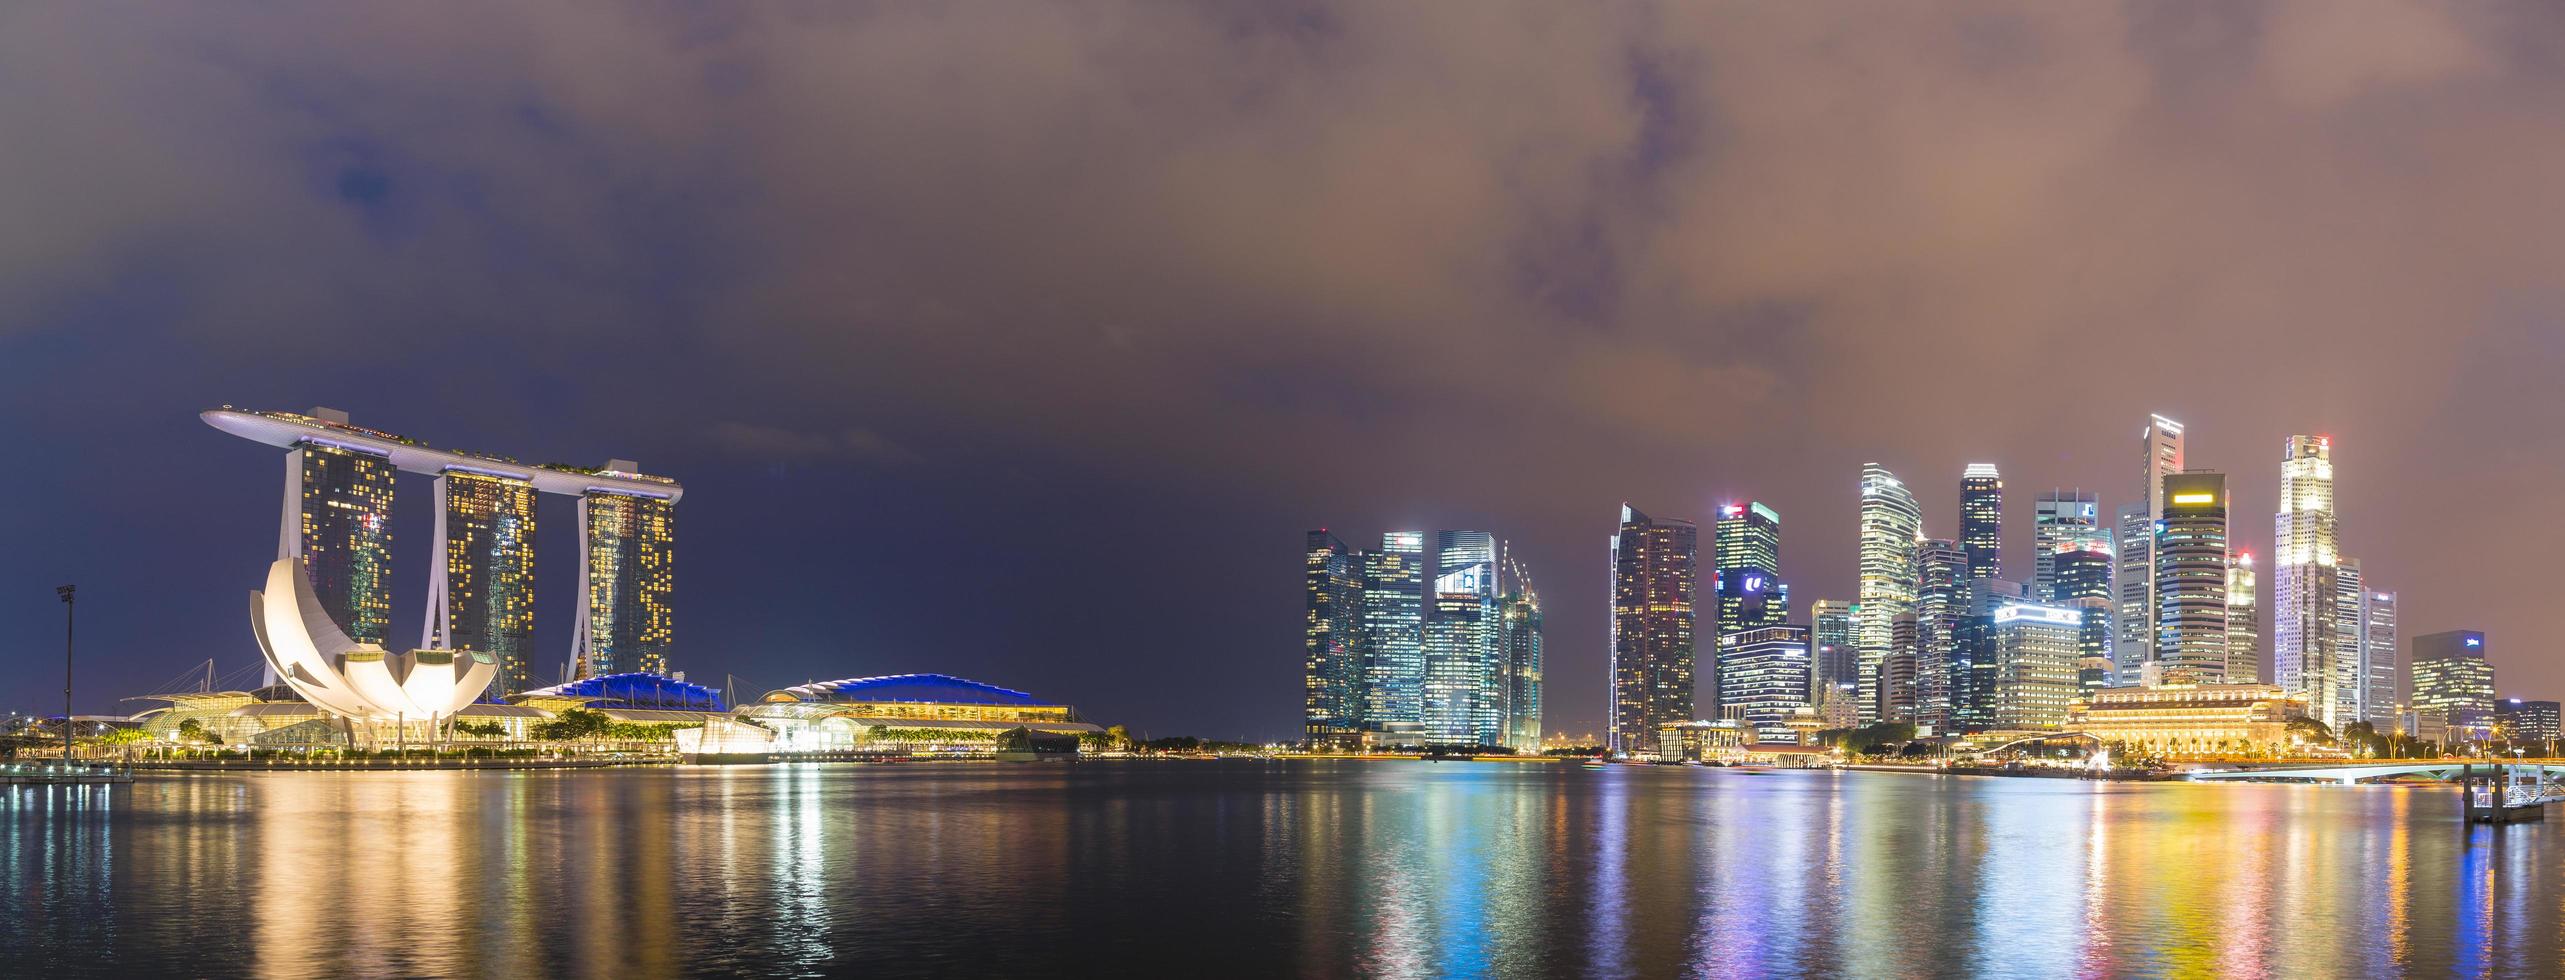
1428, 531, 1503, 747
2119, 415, 2185, 683
2032, 489, 2107, 601
1302, 531, 1366, 747
2053, 546, 2115, 695
2154, 471, 2229, 684
1713, 502, 1788, 639
1611, 505, 1697, 758
1960, 464, 2002, 580
1500, 569, 1544, 753
1991, 602, 2082, 730
1811, 599, 1859, 708
575, 488, 677, 678
1362, 532, 1428, 739
1717, 625, 1812, 743
1855, 464, 1921, 724
429, 470, 538, 696
2273, 435, 2354, 726
1911, 538, 1967, 733
2361, 587, 2398, 725
289, 441, 397, 647
2412, 630, 2496, 741
2225, 551, 2259, 685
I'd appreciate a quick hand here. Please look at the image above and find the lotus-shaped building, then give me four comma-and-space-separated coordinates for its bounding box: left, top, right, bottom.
251, 557, 497, 722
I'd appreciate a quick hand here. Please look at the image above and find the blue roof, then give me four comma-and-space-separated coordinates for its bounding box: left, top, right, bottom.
776, 673, 1042, 706
515, 672, 726, 712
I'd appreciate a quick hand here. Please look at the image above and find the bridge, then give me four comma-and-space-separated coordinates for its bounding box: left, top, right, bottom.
2186, 761, 2565, 815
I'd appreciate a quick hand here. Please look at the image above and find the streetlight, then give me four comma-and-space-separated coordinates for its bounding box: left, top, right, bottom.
56, 585, 75, 765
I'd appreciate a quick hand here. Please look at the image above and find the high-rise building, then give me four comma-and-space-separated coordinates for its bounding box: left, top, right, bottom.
1302, 531, 1366, 748
288, 438, 397, 647
1428, 531, 1503, 747
1499, 565, 1544, 753
1856, 464, 1923, 724
2154, 471, 2229, 685
2052, 547, 2116, 697
2032, 490, 2107, 601
573, 480, 677, 678
2411, 630, 2497, 742
428, 469, 538, 696
1992, 601, 2083, 730
1879, 613, 1920, 723
1911, 538, 1968, 733
2118, 415, 2185, 681
2272, 435, 2352, 727
2225, 551, 2259, 685
1611, 505, 1698, 758
2496, 699, 2560, 744
1713, 502, 1789, 639
1812, 600, 1859, 695
1362, 532, 1428, 739
2332, 558, 2368, 727
1960, 464, 2003, 580
2360, 587, 2398, 725
1718, 625, 1812, 743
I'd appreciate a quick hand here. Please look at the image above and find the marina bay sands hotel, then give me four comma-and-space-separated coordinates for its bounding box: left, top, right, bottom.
203, 406, 682, 695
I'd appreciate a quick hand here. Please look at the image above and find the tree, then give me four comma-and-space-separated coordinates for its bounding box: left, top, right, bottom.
531, 708, 613, 741
2286, 717, 2334, 748
456, 721, 507, 738
177, 719, 219, 744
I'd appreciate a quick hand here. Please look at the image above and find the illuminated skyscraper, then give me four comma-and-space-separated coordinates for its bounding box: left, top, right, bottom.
2032, 489, 2107, 601
1713, 502, 1789, 639
1960, 464, 2003, 580
2052, 546, 2116, 697
2411, 630, 2496, 741
2360, 587, 2398, 726
1911, 538, 1967, 733
2225, 551, 2259, 685
1718, 625, 1812, 742
287, 433, 397, 647
2273, 435, 2353, 726
1302, 531, 1366, 747
428, 469, 538, 696
1499, 563, 1544, 753
2118, 415, 2185, 682
2154, 471, 2229, 684
1611, 505, 1697, 758
1811, 599, 1859, 695
1428, 531, 1502, 747
1991, 602, 2082, 730
574, 474, 677, 679
1856, 463, 1922, 724
1880, 613, 1919, 723
1362, 532, 1428, 739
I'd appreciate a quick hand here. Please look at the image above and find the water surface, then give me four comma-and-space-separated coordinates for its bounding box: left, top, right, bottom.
0, 762, 2551, 977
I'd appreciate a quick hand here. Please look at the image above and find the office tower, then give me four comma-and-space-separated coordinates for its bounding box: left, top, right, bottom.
1856, 464, 1923, 723
1611, 505, 1698, 757
1431, 531, 1504, 746
2032, 490, 2107, 601
1992, 601, 2083, 730
2360, 586, 2398, 725
2052, 546, 2116, 697
1960, 464, 2003, 580
2496, 699, 2561, 744
1947, 578, 2026, 732
1718, 625, 1812, 743
2272, 435, 2352, 726
2118, 415, 2186, 681
1499, 564, 1544, 752
2225, 551, 2259, 685
1812, 600, 1859, 694
427, 470, 538, 696
2411, 630, 2497, 741
2153, 471, 2229, 684
2331, 559, 2367, 726
573, 480, 677, 678
1362, 532, 1428, 740
1302, 531, 1366, 748
1911, 539, 1968, 733
286, 437, 397, 647
1424, 589, 1493, 746
1879, 614, 1919, 723
1714, 502, 1790, 638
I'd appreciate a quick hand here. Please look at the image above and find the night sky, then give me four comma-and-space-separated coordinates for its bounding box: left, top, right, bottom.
6, 4, 2565, 740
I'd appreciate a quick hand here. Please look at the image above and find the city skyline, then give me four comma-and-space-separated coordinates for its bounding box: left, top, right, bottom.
10, 5, 2565, 743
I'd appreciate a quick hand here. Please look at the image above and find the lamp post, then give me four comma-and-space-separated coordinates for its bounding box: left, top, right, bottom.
57, 585, 75, 764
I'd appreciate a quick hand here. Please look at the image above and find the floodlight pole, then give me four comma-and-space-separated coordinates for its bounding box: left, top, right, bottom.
57, 585, 75, 764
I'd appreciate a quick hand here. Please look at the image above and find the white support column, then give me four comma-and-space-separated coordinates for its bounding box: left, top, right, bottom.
422, 474, 452, 651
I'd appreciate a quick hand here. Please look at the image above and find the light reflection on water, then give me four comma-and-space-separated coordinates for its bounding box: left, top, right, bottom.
2, 763, 2559, 977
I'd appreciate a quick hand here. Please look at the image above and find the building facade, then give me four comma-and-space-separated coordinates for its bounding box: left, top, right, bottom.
290, 439, 398, 646
1713, 502, 1789, 640
2068, 684, 2311, 759
1811, 600, 1859, 696
1362, 532, 1428, 740
2497, 699, 2561, 744
2225, 551, 2258, 685
428, 469, 539, 696
1718, 625, 1812, 743
1302, 531, 1366, 747
1911, 538, 1968, 733
1611, 505, 1698, 758
1856, 464, 1922, 723
2117, 415, 2186, 683
2411, 630, 2496, 743
1499, 573, 1544, 752
1992, 602, 2083, 730
2154, 471, 2229, 684
2272, 435, 2355, 727
2360, 587, 2398, 726
1960, 464, 2003, 580
574, 483, 677, 678
2052, 547, 2115, 696
2032, 489, 2107, 602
